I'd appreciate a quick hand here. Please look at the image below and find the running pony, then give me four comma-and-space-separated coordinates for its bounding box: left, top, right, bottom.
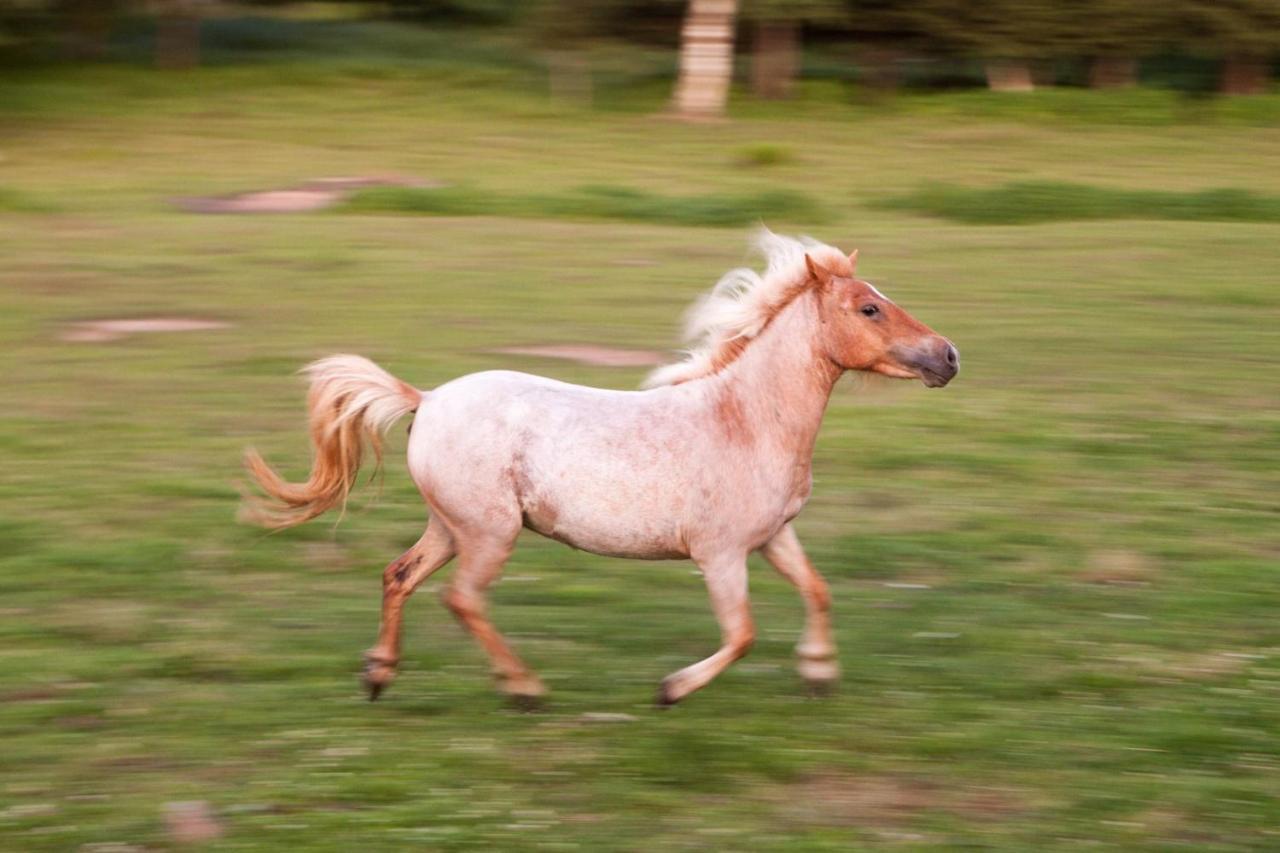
245, 231, 959, 706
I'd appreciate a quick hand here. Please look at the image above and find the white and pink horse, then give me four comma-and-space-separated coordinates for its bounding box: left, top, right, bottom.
246, 231, 958, 706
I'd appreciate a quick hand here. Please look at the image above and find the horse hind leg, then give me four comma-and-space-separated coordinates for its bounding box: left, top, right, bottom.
657, 553, 755, 706
363, 517, 456, 700
760, 523, 839, 693
441, 531, 546, 708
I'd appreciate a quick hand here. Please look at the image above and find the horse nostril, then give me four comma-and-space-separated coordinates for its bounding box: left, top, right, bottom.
944, 344, 958, 367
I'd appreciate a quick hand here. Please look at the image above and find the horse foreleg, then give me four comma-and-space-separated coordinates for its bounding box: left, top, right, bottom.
657, 554, 754, 706
760, 523, 838, 691
442, 537, 545, 708
363, 517, 456, 700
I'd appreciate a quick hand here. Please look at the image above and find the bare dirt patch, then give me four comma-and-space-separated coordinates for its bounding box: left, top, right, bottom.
1163, 652, 1253, 680
493, 345, 665, 368
0, 687, 60, 704
764, 772, 1028, 831
787, 774, 936, 827
174, 175, 439, 214
1107, 647, 1257, 682
1079, 549, 1158, 585
62, 318, 231, 343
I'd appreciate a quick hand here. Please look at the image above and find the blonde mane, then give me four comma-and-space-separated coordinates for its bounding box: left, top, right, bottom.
643, 230, 852, 388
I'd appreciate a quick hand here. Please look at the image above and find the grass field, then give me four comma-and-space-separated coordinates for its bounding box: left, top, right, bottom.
2, 19, 1279, 851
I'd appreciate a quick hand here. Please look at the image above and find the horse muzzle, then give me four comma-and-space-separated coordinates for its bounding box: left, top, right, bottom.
895, 339, 959, 388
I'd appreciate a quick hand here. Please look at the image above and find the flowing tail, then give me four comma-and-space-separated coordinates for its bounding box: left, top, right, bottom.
243, 355, 422, 529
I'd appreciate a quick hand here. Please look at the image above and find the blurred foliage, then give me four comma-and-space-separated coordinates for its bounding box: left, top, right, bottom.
898, 0, 1066, 62
1176, 0, 1280, 58
341, 183, 826, 226
383, 0, 523, 25
741, 0, 845, 26
1061, 0, 1171, 56
878, 181, 1280, 225
733, 141, 794, 167
0, 0, 1277, 93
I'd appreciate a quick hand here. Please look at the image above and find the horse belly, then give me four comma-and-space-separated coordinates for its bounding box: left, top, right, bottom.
517, 448, 694, 560
521, 483, 690, 560
538, 523, 689, 560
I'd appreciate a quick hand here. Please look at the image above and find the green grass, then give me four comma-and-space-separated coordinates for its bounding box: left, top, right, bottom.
0, 186, 57, 212
1, 21, 1279, 852
342, 184, 825, 226
880, 180, 1280, 225
733, 142, 796, 167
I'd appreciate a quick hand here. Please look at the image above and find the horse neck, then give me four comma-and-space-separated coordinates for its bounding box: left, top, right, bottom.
703, 289, 842, 455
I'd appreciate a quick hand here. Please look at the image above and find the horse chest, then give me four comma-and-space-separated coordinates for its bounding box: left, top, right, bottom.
781, 468, 813, 521
727, 457, 813, 535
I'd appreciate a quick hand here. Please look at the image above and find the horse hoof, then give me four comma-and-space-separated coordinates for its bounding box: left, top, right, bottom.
362, 670, 391, 701
362, 655, 396, 701
798, 654, 839, 687
654, 680, 680, 709
804, 678, 837, 698
506, 693, 544, 713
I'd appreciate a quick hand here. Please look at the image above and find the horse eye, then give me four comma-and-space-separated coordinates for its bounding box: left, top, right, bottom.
860, 304, 880, 317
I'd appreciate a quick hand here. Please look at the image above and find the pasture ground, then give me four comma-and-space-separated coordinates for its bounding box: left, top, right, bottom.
1, 22, 1279, 851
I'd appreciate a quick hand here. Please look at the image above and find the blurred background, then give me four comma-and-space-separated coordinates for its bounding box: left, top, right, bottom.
1, 1, 1278, 849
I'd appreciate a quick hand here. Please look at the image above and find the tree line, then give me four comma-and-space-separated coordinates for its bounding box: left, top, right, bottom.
561, 0, 1280, 109
2, 1, 1277, 115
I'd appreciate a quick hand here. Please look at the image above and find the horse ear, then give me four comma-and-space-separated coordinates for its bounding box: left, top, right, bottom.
804, 254, 834, 286
848, 249, 859, 274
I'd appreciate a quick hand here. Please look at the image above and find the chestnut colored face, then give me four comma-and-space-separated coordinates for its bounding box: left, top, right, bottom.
808, 255, 958, 388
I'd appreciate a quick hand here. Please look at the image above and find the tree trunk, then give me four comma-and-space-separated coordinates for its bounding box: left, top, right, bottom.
750, 19, 799, 100
62, 0, 112, 61
155, 0, 201, 70
1219, 54, 1268, 95
1089, 55, 1137, 89
985, 59, 1034, 92
672, 0, 739, 120
859, 45, 902, 94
